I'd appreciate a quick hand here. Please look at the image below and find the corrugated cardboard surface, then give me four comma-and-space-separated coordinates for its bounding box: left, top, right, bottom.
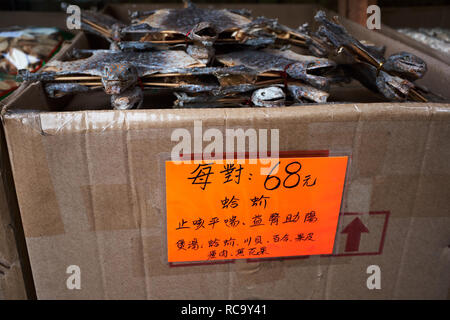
1, 4, 450, 299
0, 11, 74, 300
0, 162, 26, 299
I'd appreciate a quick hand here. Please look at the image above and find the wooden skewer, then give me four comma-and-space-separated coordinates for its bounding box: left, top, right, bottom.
54, 76, 100, 81
287, 38, 307, 45
158, 30, 181, 34
254, 79, 284, 86
78, 82, 102, 86
87, 24, 111, 39
409, 88, 428, 102
287, 30, 307, 41
259, 72, 281, 77
142, 82, 183, 87
82, 19, 112, 37
58, 77, 284, 89
216, 98, 247, 102
347, 43, 381, 70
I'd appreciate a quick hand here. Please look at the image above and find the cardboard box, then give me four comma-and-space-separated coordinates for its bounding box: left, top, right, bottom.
1, 4, 450, 299
0, 146, 27, 299
0, 10, 75, 300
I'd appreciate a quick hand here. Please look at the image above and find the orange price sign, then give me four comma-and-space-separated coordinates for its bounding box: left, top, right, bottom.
165, 156, 348, 263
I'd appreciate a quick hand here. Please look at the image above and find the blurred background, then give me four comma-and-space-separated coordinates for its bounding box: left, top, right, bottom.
1, 0, 450, 11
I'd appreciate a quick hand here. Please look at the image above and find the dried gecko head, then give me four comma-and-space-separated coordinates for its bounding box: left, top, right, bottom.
101, 63, 138, 95
251, 86, 285, 107
383, 52, 427, 81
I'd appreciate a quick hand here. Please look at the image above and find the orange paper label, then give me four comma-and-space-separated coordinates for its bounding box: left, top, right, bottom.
165, 156, 348, 263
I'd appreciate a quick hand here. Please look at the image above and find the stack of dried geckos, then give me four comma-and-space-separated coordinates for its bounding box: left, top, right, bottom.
18, 1, 431, 109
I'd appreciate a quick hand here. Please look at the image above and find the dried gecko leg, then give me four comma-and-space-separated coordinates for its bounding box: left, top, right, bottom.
111, 86, 143, 110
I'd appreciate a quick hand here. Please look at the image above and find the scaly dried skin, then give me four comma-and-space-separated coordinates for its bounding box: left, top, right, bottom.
44, 82, 90, 98
166, 83, 277, 95
231, 17, 283, 44
20, 64, 263, 95
186, 44, 215, 65
20, 49, 205, 109
297, 23, 331, 57
101, 64, 138, 95
383, 52, 427, 81
251, 86, 285, 107
174, 82, 329, 107
314, 11, 383, 66
234, 16, 327, 54
17, 70, 56, 82
125, 2, 314, 52
150, 65, 257, 77
117, 41, 171, 51
27, 50, 203, 102
188, 21, 218, 47
42, 50, 203, 77
217, 49, 335, 90
287, 84, 329, 103
126, 1, 251, 36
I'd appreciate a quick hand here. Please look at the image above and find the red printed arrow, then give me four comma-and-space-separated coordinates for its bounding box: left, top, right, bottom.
341, 217, 369, 252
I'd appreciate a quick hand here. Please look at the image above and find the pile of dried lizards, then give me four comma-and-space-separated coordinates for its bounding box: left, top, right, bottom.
19, 1, 431, 109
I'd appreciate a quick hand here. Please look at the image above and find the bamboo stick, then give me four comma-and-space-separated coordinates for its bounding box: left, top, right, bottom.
409, 88, 427, 102
54, 76, 100, 81
286, 38, 307, 45
78, 82, 102, 86
254, 79, 284, 86
82, 19, 112, 37
142, 82, 183, 87
287, 30, 307, 41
